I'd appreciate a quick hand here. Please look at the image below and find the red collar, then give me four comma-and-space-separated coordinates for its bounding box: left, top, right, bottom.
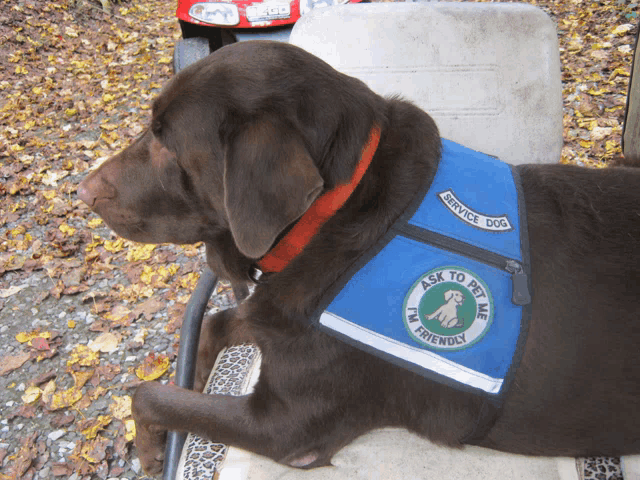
250, 125, 381, 281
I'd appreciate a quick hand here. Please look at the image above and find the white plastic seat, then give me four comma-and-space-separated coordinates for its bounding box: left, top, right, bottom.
290, 2, 563, 165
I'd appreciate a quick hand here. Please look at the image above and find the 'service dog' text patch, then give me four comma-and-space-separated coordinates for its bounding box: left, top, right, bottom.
437, 189, 513, 232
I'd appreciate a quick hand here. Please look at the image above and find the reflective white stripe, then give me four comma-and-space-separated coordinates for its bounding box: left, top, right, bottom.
320, 311, 503, 394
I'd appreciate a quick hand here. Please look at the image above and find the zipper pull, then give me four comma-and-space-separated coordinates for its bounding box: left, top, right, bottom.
505, 260, 531, 306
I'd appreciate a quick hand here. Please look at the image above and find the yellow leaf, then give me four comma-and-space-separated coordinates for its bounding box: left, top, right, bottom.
606, 140, 621, 153
102, 93, 115, 103
579, 140, 594, 148
72, 370, 95, 389
109, 395, 132, 420
104, 238, 125, 252
125, 419, 136, 442
88, 332, 119, 353
136, 354, 170, 381
87, 218, 103, 228
59, 223, 76, 236
65, 108, 77, 117
10, 225, 26, 236
68, 319, 76, 329
41, 379, 56, 405
16, 330, 51, 344
179, 272, 200, 290
126, 244, 156, 262
15, 66, 27, 75
158, 56, 172, 64
50, 387, 83, 410
609, 67, 630, 81
77, 436, 110, 463
22, 386, 42, 404
81, 415, 112, 440
67, 345, 100, 367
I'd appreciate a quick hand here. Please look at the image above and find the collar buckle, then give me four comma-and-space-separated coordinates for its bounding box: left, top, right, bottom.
248, 265, 267, 284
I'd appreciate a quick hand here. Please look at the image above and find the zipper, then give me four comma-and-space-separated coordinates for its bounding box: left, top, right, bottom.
395, 223, 531, 306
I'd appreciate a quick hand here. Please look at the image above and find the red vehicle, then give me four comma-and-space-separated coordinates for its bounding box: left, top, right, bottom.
173, 0, 364, 71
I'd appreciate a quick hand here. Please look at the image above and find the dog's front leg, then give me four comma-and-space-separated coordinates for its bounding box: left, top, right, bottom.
132, 382, 251, 475
133, 380, 306, 475
194, 307, 255, 392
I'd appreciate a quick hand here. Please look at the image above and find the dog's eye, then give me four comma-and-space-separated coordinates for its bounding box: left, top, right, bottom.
152, 119, 162, 137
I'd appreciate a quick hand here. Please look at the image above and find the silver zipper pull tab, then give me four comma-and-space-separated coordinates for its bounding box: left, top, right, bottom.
505, 260, 531, 306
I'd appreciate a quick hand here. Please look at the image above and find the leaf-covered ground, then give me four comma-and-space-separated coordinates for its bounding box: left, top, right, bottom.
0, 0, 638, 479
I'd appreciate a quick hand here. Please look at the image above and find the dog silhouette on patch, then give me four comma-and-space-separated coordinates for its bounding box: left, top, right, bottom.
425, 290, 466, 328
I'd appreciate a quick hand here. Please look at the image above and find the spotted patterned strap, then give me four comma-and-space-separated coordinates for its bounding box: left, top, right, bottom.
577, 457, 623, 480
177, 344, 262, 480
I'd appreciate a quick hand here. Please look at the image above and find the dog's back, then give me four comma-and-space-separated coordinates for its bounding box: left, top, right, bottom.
481, 164, 640, 456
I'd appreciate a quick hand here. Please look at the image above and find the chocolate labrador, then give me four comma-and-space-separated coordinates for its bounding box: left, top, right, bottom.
78, 41, 640, 475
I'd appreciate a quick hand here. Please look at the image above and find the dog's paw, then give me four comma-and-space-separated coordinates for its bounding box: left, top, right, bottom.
134, 422, 167, 476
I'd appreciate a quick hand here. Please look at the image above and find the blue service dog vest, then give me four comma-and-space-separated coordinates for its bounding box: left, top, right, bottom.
313, 139, 532, 413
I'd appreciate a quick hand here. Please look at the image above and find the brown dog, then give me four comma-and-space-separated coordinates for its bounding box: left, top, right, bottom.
78, 41, 640, 475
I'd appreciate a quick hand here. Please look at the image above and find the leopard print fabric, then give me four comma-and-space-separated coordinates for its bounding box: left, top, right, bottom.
578, 456, 623, 480
178, 344, 261, 480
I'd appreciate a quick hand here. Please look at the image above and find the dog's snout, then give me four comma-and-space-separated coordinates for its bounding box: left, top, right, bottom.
78, 174, 117, 208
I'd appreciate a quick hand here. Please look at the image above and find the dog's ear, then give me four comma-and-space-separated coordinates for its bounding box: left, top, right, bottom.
223, 118, 324, 259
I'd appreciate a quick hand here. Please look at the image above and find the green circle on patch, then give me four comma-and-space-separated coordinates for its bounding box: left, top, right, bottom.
402, 266, 494, 351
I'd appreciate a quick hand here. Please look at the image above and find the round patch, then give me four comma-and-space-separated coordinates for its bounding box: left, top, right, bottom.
402, 266, 494, 351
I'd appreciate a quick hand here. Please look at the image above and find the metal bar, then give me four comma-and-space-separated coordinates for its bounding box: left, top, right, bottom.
163, 268, 218, 480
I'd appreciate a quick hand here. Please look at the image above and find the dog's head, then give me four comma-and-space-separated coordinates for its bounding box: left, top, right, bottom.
78, 41, 385, 281
444, 290, 465, 306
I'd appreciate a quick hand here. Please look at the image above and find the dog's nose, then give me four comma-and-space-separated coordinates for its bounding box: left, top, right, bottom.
77, 183, 95, 206
78, 175, 116, 207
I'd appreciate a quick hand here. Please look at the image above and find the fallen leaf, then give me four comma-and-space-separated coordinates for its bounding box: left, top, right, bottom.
88, 332, 120, 353
109, 395, 132, 420
41, 379, 56, 406
6, 432, 37, 478
67, 345, 100, 367
126, 243, 156, 262
77, 435, 110, 463
132, 297, 164, 321
0, 284, 29, 298
71, 370, 95, 390
87, 218, 103, 228
79, 415, 112, 440
49, 386, 83, 410
51, 462, 73, 476
135, 353, 170, 381
30, 337, 51, 351
124, 418, 136, 442
22, 386, 42, 404
16, 330, 52, 344
0, 351, 31, 376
